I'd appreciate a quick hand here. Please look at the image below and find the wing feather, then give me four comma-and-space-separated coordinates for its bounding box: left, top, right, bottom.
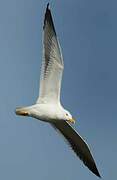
51, 121, 101, 178
37, 4, 64, 104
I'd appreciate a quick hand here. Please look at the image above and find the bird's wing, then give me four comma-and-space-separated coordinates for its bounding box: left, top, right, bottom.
37, 4, 64, 104
51, 121, 101, 178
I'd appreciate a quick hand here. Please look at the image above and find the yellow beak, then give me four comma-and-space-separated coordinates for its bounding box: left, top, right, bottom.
67, 118, 75, 124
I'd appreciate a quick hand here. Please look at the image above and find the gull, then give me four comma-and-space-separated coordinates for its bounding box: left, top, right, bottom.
15, 3, 101, 178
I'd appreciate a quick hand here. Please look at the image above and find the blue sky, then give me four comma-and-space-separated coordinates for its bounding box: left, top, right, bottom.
0, 0, 117, 179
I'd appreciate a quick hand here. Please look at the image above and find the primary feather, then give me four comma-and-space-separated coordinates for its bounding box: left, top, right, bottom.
52, 121, 101, 178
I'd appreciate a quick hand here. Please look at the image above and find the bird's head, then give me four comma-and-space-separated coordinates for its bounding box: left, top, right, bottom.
63, 110, 75, 124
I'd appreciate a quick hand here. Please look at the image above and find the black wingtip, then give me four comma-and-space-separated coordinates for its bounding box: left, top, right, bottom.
44, 3, 51, 30
44, 3, 50, 30
96, 171, 101, 178
45, 2, 50, 16
43, 3, 56, 35
98, 173, 101, 178
93, 166, 101, 178
47, 3, 49, 10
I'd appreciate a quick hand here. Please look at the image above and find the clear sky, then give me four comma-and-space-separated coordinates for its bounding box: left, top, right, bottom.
0, 0, 117, 179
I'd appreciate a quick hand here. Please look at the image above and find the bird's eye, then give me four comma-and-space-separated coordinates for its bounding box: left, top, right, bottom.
66, 113, 68, 116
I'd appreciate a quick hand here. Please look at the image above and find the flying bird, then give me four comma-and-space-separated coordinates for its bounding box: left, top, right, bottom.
15, 3, 101, 178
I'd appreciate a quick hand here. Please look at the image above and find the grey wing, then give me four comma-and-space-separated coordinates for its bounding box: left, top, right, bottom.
37, 4, 64, 104
51, 121, 101, 178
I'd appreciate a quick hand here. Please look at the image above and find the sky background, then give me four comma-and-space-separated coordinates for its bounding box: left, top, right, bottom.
0, 0, 117, 179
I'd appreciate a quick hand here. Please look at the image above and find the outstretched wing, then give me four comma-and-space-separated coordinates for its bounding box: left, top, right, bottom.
52, 121, 101, 178
37, 4, 64, 104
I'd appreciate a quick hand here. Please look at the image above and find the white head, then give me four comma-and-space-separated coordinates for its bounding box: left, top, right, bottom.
59, 109, 75, 124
